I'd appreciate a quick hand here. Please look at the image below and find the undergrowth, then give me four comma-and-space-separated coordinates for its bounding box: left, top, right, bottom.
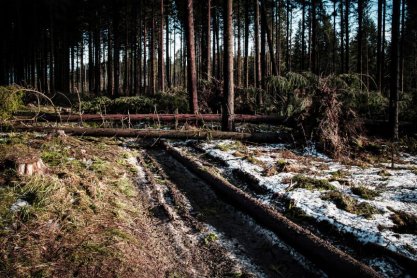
78, 90, 189, 114
0, 86, 24, 121
0, 134, 153, 277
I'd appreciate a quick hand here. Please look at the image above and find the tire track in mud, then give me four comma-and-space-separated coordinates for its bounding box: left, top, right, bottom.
142, 148, 322, 278
180, 141, 417, 277
158, 141, 381, 277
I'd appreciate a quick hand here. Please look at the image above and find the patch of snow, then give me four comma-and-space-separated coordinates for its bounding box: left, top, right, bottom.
178, 140, 417, 268
10, 199, 29, 212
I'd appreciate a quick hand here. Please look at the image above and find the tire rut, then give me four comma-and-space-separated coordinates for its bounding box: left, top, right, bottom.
146, 148, 322, 278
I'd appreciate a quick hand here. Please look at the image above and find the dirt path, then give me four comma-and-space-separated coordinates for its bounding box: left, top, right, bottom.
142, 148, 322, 277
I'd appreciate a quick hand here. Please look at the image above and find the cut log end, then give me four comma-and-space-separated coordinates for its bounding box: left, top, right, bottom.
15, 158, 47, 176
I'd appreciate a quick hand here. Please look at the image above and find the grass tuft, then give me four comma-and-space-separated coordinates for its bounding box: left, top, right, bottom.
351, 186, 380, 200
321, 191, 379, 219
291, 175, 335, 191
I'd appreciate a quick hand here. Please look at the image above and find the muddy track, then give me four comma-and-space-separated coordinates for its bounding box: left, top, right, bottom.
158, 141, 383, 277
181, 140, 417, 277
141, 147, 323, 278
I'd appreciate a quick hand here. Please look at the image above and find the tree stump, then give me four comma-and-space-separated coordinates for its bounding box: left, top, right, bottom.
13, 156, 47, 176
1, 146, 47, 176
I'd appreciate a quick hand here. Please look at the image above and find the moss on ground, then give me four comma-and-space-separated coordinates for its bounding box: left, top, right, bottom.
321, 191, 379, 219
351, 186, 380, 200
216, 141, 246, 152
389, 209, 417, 235
0, 133, 148, 277
291, 175, 335, 191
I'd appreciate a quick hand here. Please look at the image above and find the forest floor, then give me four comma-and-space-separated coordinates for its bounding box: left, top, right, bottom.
0, 129, 416, 277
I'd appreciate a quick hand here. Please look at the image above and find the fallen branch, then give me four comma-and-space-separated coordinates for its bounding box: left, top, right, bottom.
11, 126, 290, 143
19, 113, 281, 124
162, 141, 380, 277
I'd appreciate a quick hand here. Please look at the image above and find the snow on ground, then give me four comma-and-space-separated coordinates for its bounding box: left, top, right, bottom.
174, 140, 417, 265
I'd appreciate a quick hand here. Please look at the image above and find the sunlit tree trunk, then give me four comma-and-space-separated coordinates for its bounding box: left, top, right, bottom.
185, 0, 198, 113
158, 0, 165, 93
222, 0, 234, 131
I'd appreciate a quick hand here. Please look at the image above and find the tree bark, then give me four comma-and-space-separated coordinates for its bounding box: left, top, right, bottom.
185, 0, 198, 113
166, 10, 171, 89
376, 0, 383, 90
261, 0, 277, 76
158, 0, 165, 93
222, 0, 235, 131
113, 2, 120, 97
35, 113, 280, 123
202, 0, 211, 80
345, 0, 350, 73
12, 126, 285, 143
390, 0, 401, 140
244, 0, 250, 86
357, 0, 363, 76
255, 0, 261, 89
311, 0, 317, 74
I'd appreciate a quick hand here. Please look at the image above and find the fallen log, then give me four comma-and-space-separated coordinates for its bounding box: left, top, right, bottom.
18, 113, 281, 124
162, 141, 380, 277
11, 126, 290, 143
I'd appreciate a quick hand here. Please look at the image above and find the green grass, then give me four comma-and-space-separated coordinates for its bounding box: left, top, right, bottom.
291, 175, 335, 191
321, 191, 379, 219
389, 209, 417, 235
216, 141, 246, 152
0, 134, 146, 277
329, 170, 349, 181
203, 232, 218, 245
351, 186, 380, 200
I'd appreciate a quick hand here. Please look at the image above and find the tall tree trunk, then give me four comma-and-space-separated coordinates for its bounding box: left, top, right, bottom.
143, 25, 147, 92
185, 0, 198, 113
390, 0, 400, 140
158, 0, 165, 93
202, 0, 211, 80
357, 0, 363, 76
332, 0, 337, 72
71, 46, 75, 93
340, 0, 345, 73
301, 0, 306, 71
237, 0, 242, 87
80, 39, 84, 94
244, 0, 249, 86
212, 8, 217, 79
344, 0, 350, 73
107, 27, 113, 96
261, 9, 266, 84
261, 0, 277, 76
311, 0, 317, 74
88, 31, 94, 92
376, 0, 383, 90
222, 0, 234, 131
166, 11, 171, 88
113, 2, 120, 98
276, 0, 282, 76
400, 0, 405, 93
286, 0, 290, 71
255, 0, 262, 93
94, 21, 101, 94
150, 14, 156, 95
